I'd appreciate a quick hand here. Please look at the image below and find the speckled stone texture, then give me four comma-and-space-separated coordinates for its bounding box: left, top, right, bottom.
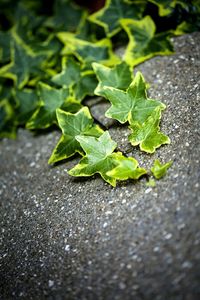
0, 32, 200, 300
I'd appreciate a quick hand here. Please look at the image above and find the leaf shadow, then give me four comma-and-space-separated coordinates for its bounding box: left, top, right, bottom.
30, 124, 60, 137
69, 174, 99, 185
48, 152, 81, 168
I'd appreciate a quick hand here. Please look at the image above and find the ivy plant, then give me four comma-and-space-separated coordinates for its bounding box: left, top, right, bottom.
0, 0, 199, 186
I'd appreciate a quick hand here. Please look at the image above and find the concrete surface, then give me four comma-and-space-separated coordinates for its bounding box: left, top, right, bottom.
0, 32, 200, 300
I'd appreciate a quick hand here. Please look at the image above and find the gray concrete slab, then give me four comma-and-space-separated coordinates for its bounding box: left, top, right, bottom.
0, 32, 200, 300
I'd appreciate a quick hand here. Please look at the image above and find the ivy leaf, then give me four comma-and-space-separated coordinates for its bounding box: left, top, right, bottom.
0, 99, 16, 139
0, 31, 11, 64
128, 107, 170, 153
57, 32, 120, 68
107, 156, 146, 181
92, 61, 133, 97
45, 0, 87, 32
61, 101, 82, 114
148, 0, 187, 17
26, 82, 71, 129
12, 5, 62, 69
0, 33, 46, 89
10, 3, 60, 59
52, 57, 81, 88
151, 159, 172, 179
68, 131, 123, 186
88, 0, 146, 37
174, 0, 200, 36
174, 21, 195, 36
14, 88, 39, 125
121, 16, 174, 66
75, 18, 98, 42
25, 35, 62, 68
48, 107, 104, 164
146, 178, 156, 187
73, 71, 98, 102
52, 57, 98, 101
103, 71, 164, 124
13, 3, 45, 42
0, 82, 11, 100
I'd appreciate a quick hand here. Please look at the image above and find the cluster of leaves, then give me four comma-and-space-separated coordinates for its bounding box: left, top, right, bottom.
0, 0, 199, 186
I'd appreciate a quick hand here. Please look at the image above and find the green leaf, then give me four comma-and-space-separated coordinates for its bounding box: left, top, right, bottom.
68, 131, 123, 186
0, 83, 11, 100
121, 16, 174, 66
75, 18, 99, 42
107, 156, 146, 181
26, 34, 62, 66
0, 99, 13, 130
45, 0, 87, 32
52, 57, 98, 101
57, 32, 120, 68
0, 31, 11, 64
151, 159, 172, 179
0, 32, 46, 89
12, 5, 61, 66
52, 57, 81, 88
73, 71, 98, 102
92, 61, 133, 97
103, 71, 164, 124
14, 88, 39, 125
61, 101, 82, 114
148, 0, 187, 17
174, 21, 193, 36
0, 99, 16, 139
13, 3, 45, 42
128, 106, 170, 153
26, 82, 71, 129
10, 4, 61, 60
88, 0, 146, 37
48, 107, 104, 164
146, 178, 156, 187
173, 0, 200, 36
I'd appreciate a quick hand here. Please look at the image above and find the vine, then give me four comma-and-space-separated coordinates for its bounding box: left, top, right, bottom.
0, 0, 199, 186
